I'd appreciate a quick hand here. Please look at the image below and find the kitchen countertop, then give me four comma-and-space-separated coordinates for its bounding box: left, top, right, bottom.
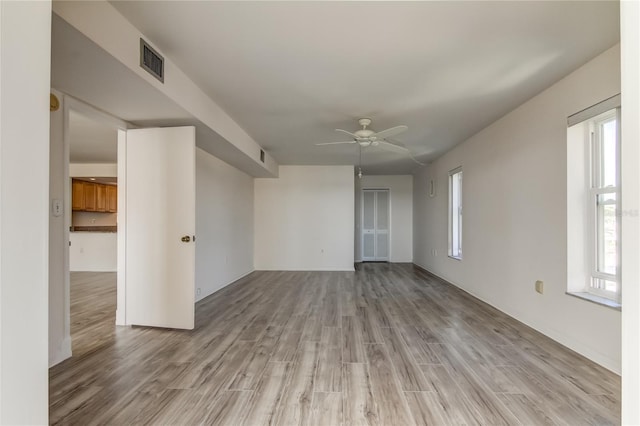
71, 226, 118, 233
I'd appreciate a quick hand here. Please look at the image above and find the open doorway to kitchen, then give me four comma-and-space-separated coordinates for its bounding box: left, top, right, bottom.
66, 107, 120, 357
50, 89, 130, 366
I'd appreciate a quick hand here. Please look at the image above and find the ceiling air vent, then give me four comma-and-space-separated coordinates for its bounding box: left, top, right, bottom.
140, 38, 164, 83
260, 149, 265, 163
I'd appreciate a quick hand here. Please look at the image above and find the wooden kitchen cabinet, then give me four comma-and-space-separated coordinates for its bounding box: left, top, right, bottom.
96, 184, 107, 212
83, 182, 97, 211
106, 185, 117, 213
72, 179, 118, 213
72, 180, 85, 211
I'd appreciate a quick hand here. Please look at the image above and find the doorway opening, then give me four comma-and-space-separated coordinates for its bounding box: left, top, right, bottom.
65, 102, 122, 357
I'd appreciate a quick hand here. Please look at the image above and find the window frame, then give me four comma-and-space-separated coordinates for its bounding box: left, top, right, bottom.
448, 167, 463, 260
586, 109, 621, 302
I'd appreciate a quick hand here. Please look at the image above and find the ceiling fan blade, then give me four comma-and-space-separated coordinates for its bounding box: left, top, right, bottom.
410, 156, 426, 166
372, 125, 408, 140
335, 128, 358, 138
378, 141, 426, 166
315, 141, 357, 146
378, 140, 409, 154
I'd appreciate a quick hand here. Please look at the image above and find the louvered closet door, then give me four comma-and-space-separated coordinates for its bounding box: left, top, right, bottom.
362, 190, 376, 260
361, 189, 390, 261
376, 190, 389, 260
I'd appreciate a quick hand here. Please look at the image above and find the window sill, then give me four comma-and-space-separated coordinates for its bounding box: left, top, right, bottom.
566, 292, 621, 311
448, 255, 462, 261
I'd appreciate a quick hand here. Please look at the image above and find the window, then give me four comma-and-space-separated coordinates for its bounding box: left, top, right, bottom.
567, 94, 621, 306
449, 168, 462, 259
588, 110, 620, 301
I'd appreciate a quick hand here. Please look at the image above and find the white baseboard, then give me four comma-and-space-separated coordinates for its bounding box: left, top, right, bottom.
227, 269, 255, 283
115, 308, 125, 326
49, 335, 72, 367
255, 267, 355, 272
196, 269, 256, 302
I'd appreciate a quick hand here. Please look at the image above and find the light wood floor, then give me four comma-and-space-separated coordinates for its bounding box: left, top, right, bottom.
51, 265, 620, 425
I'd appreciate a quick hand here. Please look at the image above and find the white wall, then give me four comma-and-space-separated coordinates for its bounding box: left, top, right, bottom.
70, 162, 117, 177
255, 166, 355, 271
0, 1, 51, 423
621, 1, 640, 422
355, 175, 413, 262
413, 45, 622, 373
69, 232, 117, 272
566, 121, 590, 294
195, 148, 254, 301
72, 211, 117, 227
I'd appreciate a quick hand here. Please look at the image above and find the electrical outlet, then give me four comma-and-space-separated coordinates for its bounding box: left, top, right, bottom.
535, 280, 544, 294
196, 288, 201, 297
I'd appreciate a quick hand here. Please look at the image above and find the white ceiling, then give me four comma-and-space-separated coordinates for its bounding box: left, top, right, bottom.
69, 110, 118, 163
104, 2, 617, 174
51, 14, 277, 177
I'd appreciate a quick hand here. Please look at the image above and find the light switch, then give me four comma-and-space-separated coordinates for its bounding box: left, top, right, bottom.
52, 199, 63, 217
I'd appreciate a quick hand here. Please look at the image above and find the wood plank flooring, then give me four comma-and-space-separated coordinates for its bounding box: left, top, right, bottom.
51, 265, 621, 425
67, 272, 118, 357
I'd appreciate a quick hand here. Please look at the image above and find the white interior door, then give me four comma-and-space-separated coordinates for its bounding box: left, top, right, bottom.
361, 189, 390, 261
125, 126, 195, 330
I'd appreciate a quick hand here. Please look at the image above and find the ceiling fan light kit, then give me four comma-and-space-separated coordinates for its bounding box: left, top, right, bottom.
315, 118, 425, 167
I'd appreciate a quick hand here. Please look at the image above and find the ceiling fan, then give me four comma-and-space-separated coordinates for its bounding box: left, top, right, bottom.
316, 118, 424, 165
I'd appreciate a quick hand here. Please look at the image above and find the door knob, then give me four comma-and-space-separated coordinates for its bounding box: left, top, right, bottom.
181, 236, 191, 242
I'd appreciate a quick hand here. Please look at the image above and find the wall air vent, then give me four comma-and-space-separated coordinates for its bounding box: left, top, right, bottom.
260, 149, 265, 163
140, 38, 164, 83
